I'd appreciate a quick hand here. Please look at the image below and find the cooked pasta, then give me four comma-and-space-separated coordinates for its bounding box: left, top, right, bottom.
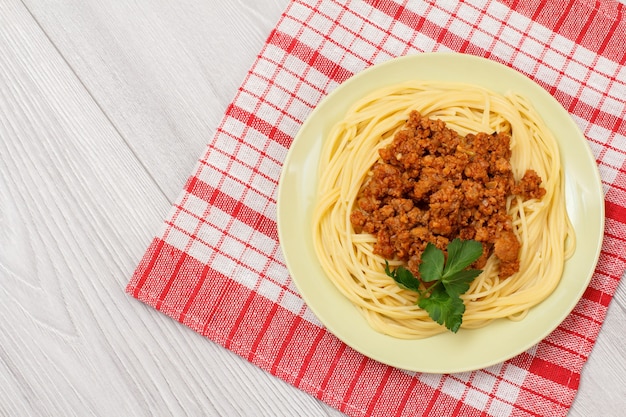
311, 80, 575, 339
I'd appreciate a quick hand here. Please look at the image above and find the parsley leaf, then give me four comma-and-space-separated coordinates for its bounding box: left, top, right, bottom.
385, 262, 421, 292
385, 238, 483, 333
442, 239, 483, 279
417, 283, 466, 333
442, 268, 483, 298
418, 243, 444, 282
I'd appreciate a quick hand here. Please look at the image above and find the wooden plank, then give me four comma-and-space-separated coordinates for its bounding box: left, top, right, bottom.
21, 0, 289, 200
0, 0, 169, 415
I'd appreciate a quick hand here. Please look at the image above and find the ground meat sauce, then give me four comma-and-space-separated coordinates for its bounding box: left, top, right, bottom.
350, 111, 546, 279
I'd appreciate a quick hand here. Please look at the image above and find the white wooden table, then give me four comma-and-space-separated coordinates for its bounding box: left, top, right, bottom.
1, 1, 625, 415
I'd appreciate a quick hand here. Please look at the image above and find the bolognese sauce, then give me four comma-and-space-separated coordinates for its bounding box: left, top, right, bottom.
350, 111, 545, 279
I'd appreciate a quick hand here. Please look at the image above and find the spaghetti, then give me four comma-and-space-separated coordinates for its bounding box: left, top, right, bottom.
311, 80, 575, 339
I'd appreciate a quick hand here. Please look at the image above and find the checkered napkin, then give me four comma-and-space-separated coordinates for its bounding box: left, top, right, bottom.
127, 0, 626, 416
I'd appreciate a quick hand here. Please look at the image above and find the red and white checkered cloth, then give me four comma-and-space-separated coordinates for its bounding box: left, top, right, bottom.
127, 0, 626, 416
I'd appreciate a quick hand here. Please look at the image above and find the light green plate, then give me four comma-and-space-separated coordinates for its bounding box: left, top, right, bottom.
277, 53, 604, 373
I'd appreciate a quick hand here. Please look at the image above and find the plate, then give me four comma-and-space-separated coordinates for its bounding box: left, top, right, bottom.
276, 53, 604, 373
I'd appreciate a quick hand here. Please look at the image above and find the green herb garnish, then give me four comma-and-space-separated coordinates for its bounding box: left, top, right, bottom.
385, 238, 483, 333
